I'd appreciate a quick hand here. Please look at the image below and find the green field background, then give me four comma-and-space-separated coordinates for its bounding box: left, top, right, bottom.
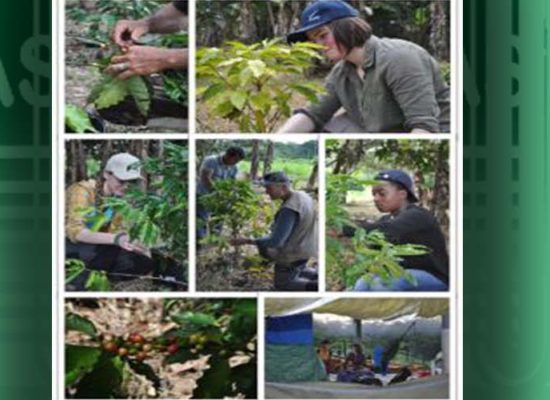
0, 0, 51, 398
464, 0, 550, 399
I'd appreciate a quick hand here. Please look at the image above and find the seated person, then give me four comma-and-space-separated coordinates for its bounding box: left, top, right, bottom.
344, 169, 449, 291
65, 153, 153, 290
345, 344, 366, 370
318, 339, 334, 373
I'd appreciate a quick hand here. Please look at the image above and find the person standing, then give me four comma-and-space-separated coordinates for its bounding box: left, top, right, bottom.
196, 146, 246, 240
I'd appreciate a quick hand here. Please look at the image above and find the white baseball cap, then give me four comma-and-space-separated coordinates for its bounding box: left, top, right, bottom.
105, 153, 143, 181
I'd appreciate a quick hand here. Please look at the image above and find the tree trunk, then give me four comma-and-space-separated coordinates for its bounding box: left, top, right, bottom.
100, 141, 113, 173
263, 142, 274, 175
68, 141, 87, 183
429, 142, 449, 235
306, 163, 318, 192
429, 1, 448, 60
250, 140, 260, 180
240, 0, 258, 43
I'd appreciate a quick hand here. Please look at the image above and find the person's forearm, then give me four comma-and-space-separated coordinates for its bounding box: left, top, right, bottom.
277, 113, 315, 133
163, 48, 188, 70
146, 3, 187, 34
75, 229, 118, 245
411, 127, 431, 133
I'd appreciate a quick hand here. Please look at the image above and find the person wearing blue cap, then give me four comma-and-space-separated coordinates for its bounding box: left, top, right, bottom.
230, 171, 318, 291
277, 0, 449, 133
343, 169, 449, 291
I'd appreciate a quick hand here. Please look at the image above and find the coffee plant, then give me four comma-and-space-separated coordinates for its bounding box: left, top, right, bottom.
197, 39, 325, 132
199, 180, 268, 268
104, 142, 188, 258
326, 174, 428, 289
65, 299, 257, 399
66, 259, 111, 291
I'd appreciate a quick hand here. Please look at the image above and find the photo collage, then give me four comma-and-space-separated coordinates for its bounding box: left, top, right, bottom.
56, 1, 458, 399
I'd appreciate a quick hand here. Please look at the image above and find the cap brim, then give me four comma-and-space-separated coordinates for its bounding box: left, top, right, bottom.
113, 171, 143, 181
287, 21, 326, 44
375, 177, 418, 203
287, 10, 360, 44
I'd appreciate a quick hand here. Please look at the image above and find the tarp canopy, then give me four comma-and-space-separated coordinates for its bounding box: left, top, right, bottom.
265, 298, 449, 321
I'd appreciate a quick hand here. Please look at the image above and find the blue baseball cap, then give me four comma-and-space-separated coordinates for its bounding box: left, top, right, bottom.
287, 0, 359, 44
375, 169, 418, 203
261, 171, 291, 186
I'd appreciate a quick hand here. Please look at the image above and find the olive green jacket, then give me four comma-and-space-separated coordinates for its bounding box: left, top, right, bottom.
299, 35, 450, 133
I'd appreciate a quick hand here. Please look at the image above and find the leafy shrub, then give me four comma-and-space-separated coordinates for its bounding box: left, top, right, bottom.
104, 142, 188, 258
197, 39, 325, 132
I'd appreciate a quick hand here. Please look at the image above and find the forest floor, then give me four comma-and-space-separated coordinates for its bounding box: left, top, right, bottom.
65, 13, 187, 133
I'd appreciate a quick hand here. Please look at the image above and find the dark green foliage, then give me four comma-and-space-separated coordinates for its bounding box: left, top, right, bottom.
104, 142, 188, 264
73, 353, 125, 398
66, 313, 98, 338
200, 179, 263, 241
65, 259, 111, 291
65, 345, 102, 387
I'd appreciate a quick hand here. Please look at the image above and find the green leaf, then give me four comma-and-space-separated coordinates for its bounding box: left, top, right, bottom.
230, 360, 257, 398
215, 101, 236, 117
65, 105, 97, 133
230, 91, 247, 110
65, 345, 102, 387
202, 82, 226, 101
164, 347, 194, 364
74, 353, 124, 398
290, 83, 321, 103
247, 60, 266, 78
193, 356, 231, 399
93, 77, 129, 110
85, 271, 110, 291
128, 360, 161, 389
126, 76, 150, 116
65, 259, 86, 284
172, 311, 217, 327
66, 313, 98, 338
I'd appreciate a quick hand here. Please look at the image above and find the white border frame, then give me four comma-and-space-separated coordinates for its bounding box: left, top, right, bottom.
52, 0, 463, 399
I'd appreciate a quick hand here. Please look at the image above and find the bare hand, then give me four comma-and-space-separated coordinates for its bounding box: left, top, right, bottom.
116, 233, 134, 252
106, 46, 174, 80
128, 241, 152, 258
112, 19, 149, 47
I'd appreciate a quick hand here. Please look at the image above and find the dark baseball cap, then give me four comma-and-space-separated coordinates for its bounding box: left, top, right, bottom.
375, 169, 418, 203
287, 0, 359, 44
261, 171, 291, 186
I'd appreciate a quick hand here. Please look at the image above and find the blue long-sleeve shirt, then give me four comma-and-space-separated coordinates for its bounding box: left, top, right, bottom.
255, 208, 299, 249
